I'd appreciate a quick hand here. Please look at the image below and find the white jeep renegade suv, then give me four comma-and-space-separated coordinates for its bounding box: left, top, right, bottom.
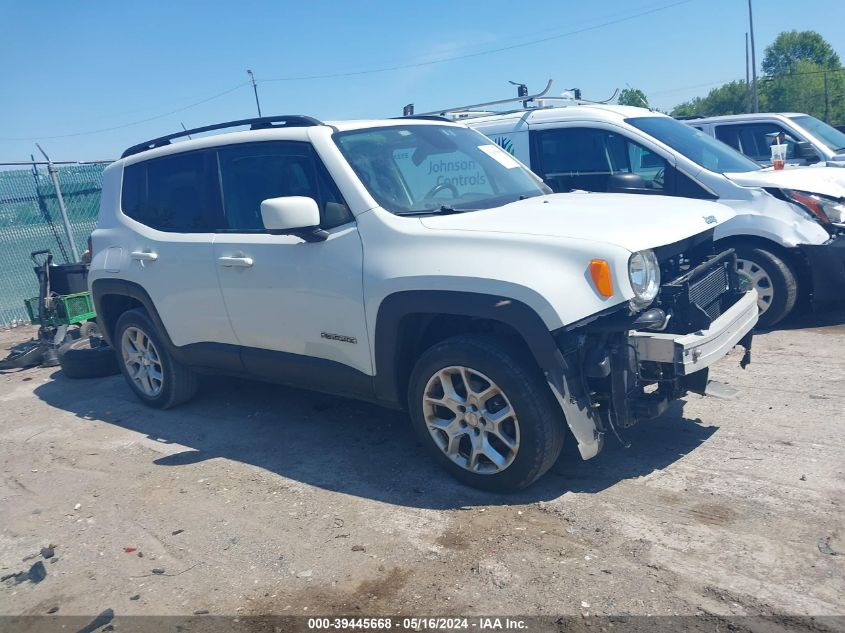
90, 115, 757, 491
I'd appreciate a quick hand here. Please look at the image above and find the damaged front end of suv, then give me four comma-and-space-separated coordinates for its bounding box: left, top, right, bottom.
548, 229, 757, 460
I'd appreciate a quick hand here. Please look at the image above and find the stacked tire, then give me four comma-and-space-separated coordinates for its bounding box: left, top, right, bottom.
58, 322, 120, 379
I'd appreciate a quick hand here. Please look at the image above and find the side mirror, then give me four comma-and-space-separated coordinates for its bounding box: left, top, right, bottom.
607, 172, 653, 194
795, 141, 820, 163
260, 197, 327, 242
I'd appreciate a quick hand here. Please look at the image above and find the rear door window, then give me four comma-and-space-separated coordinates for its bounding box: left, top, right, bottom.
121, 151, 220, 232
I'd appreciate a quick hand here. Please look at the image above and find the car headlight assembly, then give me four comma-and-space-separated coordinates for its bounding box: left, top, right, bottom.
783, 189, 845, 225
628, 249, 660, 308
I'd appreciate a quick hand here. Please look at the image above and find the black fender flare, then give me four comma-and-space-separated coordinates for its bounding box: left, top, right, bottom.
372, 290, 565, 405
91, 278, 185, 361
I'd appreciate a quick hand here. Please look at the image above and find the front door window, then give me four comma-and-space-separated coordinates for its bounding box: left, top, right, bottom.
534, 127, 667, 192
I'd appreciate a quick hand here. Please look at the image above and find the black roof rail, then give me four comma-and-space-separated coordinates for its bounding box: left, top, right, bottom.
391, 114, 451, 122
121, 115, 324, 158
673, 115, 704, 121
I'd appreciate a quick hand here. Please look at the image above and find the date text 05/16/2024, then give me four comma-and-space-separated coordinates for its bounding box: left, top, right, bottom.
307, 617, 528, 630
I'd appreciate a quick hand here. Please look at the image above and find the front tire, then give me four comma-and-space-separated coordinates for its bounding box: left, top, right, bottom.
734, 246, 798, 328
407, 334, 565, 492
114, 309, 198, 409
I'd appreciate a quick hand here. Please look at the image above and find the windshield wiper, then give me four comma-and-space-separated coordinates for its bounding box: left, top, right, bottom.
397, 205, 470, 216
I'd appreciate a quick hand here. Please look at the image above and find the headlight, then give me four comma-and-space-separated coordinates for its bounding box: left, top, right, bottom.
783, 189, 845, 225
628, 249, 660, 308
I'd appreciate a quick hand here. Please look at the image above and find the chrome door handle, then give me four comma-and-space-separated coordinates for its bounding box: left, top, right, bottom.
130, 251, 158, 262
217, 256, 254, 268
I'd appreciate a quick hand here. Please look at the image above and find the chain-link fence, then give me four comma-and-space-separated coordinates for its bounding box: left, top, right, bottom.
0, 163, 108, 328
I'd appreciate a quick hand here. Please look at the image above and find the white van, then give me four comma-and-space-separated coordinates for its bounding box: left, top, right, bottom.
688, 113, 845, 168
452, 97, 844, 326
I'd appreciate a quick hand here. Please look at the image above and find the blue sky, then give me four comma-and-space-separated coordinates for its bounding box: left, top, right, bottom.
1, 0, 843, 161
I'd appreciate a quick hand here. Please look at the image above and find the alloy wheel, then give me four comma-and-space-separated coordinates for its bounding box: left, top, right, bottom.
121, 326, 164, 397
422, 365, 520, 474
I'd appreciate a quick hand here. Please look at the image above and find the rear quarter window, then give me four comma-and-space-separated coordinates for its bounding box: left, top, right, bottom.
120, 151, 220, 232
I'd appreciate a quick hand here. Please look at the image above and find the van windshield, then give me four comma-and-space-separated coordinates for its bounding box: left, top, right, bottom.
790, 115, 845, 152
626, 116, 762, 174
334, 124, 549, 215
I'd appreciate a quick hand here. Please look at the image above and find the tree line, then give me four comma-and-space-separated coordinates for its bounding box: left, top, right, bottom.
618, 31, 844, 126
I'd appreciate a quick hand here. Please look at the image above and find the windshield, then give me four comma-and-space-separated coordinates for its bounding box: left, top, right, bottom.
334, 124, 548, 214
626, 116, 762, 174
790, 115, 845, 153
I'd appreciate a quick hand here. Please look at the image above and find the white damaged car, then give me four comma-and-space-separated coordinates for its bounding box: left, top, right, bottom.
464, 102, 845, 326
90, 116, 756, 490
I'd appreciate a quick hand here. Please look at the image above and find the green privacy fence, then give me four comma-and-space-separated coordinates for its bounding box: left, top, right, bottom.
0, 163, 108, 327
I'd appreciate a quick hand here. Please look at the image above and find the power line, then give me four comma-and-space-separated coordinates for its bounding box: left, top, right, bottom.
761, 66, 845, 80
1, 0, 697, 142
261, 0, 696, 82
650, 78, 738, 96
651, 67, 845, 99
0, 82, 249, 142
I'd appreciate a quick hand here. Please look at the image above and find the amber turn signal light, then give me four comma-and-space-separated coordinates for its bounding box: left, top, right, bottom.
589, 259, 613, 298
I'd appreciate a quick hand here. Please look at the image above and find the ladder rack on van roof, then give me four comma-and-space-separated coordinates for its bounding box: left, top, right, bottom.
402, 82, 623, 121
404, 80, 554, 118
121, 115, 324, 158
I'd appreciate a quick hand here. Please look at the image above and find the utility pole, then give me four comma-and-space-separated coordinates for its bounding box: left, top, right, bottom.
247, 69, 262, 117
745, 32, 751, 113
35, 143, 80, 263
823, 71, 830, 122
748, 0, 759, 112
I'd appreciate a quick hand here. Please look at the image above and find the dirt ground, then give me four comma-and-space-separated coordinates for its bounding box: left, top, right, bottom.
0, 305, 843, 624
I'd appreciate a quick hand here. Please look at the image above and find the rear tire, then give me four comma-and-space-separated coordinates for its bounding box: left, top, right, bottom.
114, 309, 198, 409
407, 334, 565, 492
734, 246, 798, 328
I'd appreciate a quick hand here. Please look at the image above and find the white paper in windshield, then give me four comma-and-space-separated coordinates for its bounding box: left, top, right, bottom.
478, 144, 520, 169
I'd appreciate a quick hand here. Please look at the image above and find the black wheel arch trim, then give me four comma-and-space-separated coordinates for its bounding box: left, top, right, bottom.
372, 290, 565, 405
91, 278, 182, 357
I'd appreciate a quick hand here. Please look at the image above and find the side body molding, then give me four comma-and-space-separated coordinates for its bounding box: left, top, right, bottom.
90, 278, 374, 400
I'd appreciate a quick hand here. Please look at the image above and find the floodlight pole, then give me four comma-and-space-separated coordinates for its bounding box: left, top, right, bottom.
748, 0, 759, 112
36, 143, 80, 262
745, 32, 751, 112
247, 69, 262, 117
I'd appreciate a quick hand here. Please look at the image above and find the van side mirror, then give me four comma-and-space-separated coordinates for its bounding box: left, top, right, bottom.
260, 197, 327, 242
608, 172, 652, 194
795, 141, 819, 163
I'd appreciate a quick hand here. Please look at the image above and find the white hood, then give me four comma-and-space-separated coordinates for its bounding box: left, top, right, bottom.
726, 166, 845, 199
419, 192, 734, 253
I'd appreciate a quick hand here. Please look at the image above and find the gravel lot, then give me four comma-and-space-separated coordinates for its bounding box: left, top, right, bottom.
1, 305, 843, 624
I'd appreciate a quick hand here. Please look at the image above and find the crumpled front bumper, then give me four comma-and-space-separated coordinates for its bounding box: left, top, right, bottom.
629, 288, 758, 375
799, 235, 845, 305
